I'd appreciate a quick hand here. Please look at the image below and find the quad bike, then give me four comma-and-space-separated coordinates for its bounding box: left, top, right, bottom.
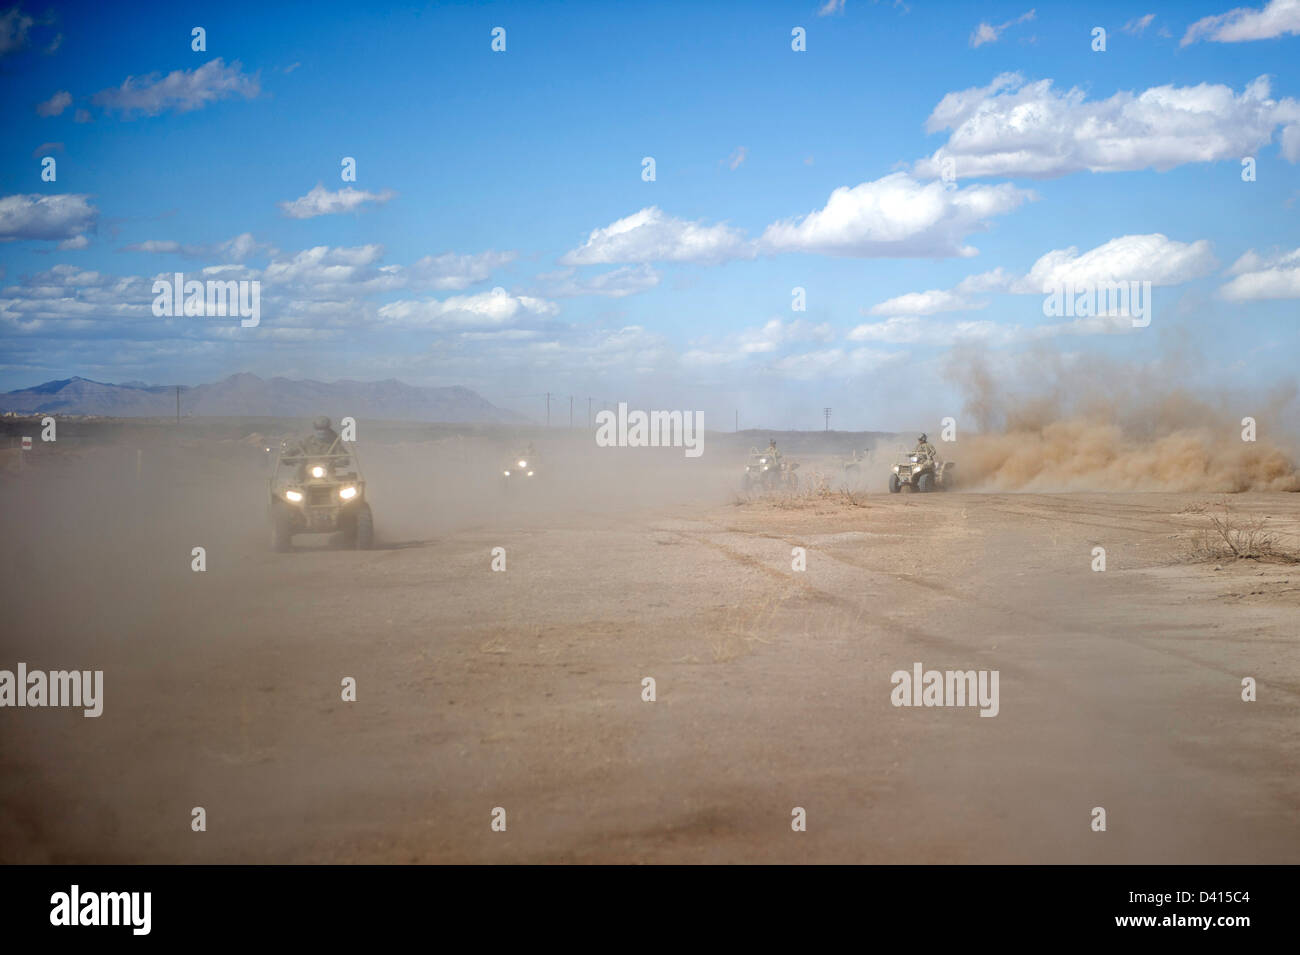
888, 450, 954, 493
268, 439, 373, 551
743, 449, 799, 492
501, 449, 539, 490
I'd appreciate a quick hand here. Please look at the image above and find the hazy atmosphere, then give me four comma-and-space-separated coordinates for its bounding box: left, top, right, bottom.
2, 0, 1299, 889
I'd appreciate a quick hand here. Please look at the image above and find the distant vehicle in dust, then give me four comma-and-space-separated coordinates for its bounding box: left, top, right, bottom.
743, 440, 799, 492
268, 416, 373, 550
502, 442, 539, 486
888, 433, 954, 493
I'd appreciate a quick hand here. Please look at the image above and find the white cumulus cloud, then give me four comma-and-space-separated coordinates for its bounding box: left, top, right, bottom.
760, 173, 1032, 258
1012, 234, 1218, 292
377, 287, 559, 329
279, 184, 397, 219
867, 268, 1012, 316
1183, 0, 1300, 46
559, 206, 754, 266
1218, 247, 1300, 299
915, 73, 1300, 179
0, 193, 97, 242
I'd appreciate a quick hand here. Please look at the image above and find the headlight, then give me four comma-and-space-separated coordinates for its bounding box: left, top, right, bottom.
310, 465, 326, 478
518, 460, 527, 468
503, 470, 511, 476
527, 470, 534, 477
339, 486, 357, 500
285, 489, 304, 502
892, 465, 899, 473
760, 457, 767, 464
910, 456, 920, 463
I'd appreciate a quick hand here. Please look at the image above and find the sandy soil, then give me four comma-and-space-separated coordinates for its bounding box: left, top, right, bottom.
1, 429, 1298, 863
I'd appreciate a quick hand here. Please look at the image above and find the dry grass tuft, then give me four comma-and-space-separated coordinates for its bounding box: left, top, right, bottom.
1184, 503, 1300, 563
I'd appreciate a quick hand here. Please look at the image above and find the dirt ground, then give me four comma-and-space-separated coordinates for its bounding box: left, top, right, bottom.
1, 426, 1298, 863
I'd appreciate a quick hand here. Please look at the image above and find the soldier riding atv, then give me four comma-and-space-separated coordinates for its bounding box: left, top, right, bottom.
268, 416, 374, 550
743, 443, 799, 492
502, 442, 539, 485
888, 433, 954, 493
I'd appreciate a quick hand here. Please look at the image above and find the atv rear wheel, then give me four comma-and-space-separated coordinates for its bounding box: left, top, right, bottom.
888, 474, 901, 493
271, 502, 293, 552
353, 503, 374, 550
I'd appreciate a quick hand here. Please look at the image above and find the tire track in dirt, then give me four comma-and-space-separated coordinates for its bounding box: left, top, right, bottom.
674, 523, 1038, 677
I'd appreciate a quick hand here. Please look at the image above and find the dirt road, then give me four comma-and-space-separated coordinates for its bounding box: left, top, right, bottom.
2, 434, 1298, 862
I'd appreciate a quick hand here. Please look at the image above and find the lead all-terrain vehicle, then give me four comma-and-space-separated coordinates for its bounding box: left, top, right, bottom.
501, 449, 541, 495
268, 440, 373, 550
743, 448, 799, 492
889, 451, 954, 493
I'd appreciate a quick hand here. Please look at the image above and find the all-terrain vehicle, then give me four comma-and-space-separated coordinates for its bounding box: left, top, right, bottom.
888, 450, 954, 493
268, 439, 373, 550
501, 449, 538, 487
743, 448, 799, 492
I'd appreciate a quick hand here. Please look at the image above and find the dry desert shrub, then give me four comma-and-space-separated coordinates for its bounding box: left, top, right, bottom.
1184, 504, 1300, 563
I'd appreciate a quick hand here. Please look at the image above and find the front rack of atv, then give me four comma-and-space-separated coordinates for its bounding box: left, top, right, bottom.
275, 449, 355, 463
271, 449, 361, 483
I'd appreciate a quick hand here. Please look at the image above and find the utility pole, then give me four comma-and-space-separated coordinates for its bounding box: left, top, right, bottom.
545, 392, 551, 427
735, 409, 739, 433
175, 386, 180, 424
587, 397, 592, 428
824, 407, 832, 431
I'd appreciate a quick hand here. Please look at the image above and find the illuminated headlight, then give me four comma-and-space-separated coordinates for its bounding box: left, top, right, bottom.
310, 465, 327, 478
339, 486, 357, 500
285, 490, 304, 502
518, 460, 527, 468
910, 456, 920, 463
892, 465, 899, 473
503, 470, 511, 476
527, 470, 534, 477
760, 457, 767, 464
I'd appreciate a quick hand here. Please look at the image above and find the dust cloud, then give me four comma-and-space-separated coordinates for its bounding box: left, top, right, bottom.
946, 348, 1300, 492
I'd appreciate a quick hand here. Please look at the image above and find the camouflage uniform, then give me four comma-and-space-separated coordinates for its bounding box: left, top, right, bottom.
294, 417, 344, 461
916, 435, 938, 460
300, 431, 339, 456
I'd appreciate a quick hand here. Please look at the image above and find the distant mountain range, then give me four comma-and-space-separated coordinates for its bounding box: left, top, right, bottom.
0, 373, 525, 423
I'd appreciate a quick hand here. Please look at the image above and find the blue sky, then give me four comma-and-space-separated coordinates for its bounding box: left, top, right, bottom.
2, 0, 1298, 428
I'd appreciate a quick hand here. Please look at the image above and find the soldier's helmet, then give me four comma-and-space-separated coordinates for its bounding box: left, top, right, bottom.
918, 433, 928, 443
313, 416, 331, 431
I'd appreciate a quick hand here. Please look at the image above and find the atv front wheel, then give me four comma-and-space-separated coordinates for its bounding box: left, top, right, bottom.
917, 472, 934, 493
888, 474, 901, 493
271, 502, 293, 552
353, 503, 374, 550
